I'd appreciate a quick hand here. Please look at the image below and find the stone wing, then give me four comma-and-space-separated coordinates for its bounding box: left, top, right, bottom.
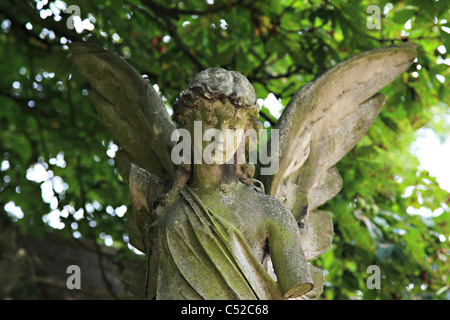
69, 42, 177, 181
260, 43, 417, 297
69, 43, 177, 291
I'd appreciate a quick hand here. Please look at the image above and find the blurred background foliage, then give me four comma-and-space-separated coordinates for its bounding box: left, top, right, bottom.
0, 0, 448, 299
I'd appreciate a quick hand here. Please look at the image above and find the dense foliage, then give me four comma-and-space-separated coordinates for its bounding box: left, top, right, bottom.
0, 0, 448, 299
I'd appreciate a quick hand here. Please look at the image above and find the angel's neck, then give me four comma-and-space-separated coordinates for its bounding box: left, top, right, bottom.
190, 163, 237, 190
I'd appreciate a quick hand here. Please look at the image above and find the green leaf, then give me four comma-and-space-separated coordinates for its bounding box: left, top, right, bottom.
392, 9, 417, 24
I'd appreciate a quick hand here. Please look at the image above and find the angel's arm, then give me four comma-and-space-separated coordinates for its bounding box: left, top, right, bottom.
266, 201, 313, 299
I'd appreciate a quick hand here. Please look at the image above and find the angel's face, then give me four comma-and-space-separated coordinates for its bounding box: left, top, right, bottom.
187, 99, 251, 165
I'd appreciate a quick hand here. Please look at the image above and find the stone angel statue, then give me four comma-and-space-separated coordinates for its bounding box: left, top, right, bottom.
69, 41, 416, 300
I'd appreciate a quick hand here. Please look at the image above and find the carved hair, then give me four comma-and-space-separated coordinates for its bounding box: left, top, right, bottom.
173, 68, 260, 129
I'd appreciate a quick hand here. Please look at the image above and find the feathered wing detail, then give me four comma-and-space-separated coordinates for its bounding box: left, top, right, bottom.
69, 43, 179, 298
263, 42, 416, 217
69, 42, 177, 180
300, 209, 334, 261
261, 43, 416, 287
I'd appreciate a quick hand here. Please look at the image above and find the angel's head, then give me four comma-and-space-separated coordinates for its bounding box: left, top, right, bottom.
173, 68, 262, 164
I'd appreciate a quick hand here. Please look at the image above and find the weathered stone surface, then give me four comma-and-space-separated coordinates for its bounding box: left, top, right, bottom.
129, 163, 168, 254
181, 67, 256, 108
69, 42, 417, 300
296, 264, 325, 300
300, 210, 334, 261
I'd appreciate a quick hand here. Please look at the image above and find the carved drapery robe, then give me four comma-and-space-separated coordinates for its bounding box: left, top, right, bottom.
153, 187, 282, 300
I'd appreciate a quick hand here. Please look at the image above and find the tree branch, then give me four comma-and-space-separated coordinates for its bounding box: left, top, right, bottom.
259, 108, 277, 127
139, 0, 238, 18
13, 1, 83, 42
127, 2, 207, 71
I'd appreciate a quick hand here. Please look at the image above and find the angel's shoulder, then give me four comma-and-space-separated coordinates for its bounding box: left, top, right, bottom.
246, 186, 295, 224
